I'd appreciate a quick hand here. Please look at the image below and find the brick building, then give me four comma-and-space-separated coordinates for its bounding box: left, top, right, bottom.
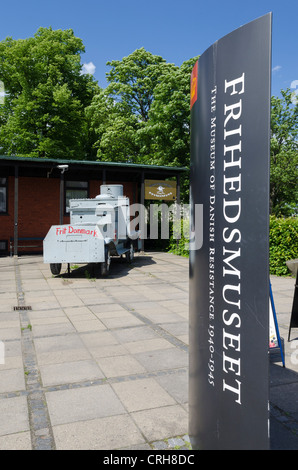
0, 155, 186, 256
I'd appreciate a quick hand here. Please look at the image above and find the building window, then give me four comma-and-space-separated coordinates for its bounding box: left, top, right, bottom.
65, 181, 88, 213
0, 178, 7, 214
0, 240, 8, 256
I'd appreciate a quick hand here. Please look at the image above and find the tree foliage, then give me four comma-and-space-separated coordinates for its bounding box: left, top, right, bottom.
0, 28, 296, 215
146, 57, 196, 167
0, 27, 99, 159
87, 48, 198, 170
106, 47, 168, 123
270, 89, 298, 216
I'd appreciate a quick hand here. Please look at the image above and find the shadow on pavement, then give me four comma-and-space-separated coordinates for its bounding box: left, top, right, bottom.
270, 361, 298, 450
57, 253, 157, 279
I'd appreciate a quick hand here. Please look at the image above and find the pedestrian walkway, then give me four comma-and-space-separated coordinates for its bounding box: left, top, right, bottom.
0, 252, 296, 450
269, 274, 298, 450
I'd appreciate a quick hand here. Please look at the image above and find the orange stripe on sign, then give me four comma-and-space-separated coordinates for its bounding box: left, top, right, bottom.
190, 61, 198, 109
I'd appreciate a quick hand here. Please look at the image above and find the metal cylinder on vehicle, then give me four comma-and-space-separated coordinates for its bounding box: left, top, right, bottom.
99, 185, 123, 198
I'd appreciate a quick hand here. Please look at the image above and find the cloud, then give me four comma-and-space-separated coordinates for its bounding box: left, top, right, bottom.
81, 62, 96, 75
272, 65, 282, 73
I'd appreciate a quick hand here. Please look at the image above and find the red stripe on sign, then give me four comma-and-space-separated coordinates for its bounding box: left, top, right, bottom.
190, 60, 198, 109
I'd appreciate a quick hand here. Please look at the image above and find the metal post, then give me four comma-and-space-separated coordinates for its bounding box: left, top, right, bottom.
59, 172, 64, 225
176, 174, 181, 205
176, 174, 181, 251
57, 165, 68, 225
141, 171, 145, 252
14, 165, 18, 257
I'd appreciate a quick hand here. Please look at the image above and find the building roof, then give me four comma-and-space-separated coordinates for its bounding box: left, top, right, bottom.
0, 155, 188, 174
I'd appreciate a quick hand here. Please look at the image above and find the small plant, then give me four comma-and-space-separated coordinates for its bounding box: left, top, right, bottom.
84, 270, 95, 281
21, 324, 32, 331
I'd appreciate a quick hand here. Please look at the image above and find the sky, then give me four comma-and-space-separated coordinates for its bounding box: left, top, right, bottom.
0, 0, 297, 98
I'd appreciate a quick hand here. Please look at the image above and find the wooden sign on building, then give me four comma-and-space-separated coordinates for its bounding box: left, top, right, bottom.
144, 180, 177, 201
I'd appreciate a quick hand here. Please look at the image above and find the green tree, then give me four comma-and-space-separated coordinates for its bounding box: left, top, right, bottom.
270, 89, 298, 216
87, 48, 172, 163
86, 89, 140, 162
145, 57, 198, 167
88, 48, 198, 173
106, 47, 168, 122
0, 27, 99, 159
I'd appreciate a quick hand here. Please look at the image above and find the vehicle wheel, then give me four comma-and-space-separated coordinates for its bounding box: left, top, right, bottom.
125, 242, 134, 263
100, 246, 111, 276
50, 263, 62, 275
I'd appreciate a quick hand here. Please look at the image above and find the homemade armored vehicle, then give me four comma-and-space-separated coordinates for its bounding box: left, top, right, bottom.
43, 184, 141, 276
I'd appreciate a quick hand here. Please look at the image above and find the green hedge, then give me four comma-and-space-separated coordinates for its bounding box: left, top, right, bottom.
168, 216, 298, 276
269, 216, 298, 276
167, 219, 190, 257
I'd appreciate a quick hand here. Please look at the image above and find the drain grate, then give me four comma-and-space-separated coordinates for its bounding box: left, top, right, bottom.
13, 306, 32, 311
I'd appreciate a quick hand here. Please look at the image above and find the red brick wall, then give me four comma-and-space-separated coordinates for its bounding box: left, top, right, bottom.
0, 175, 139, 255
18, 177, 61, 237
89, 180, 101, 198
0, 176, 14, 237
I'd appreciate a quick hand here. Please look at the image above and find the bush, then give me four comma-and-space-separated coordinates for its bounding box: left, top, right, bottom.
269, 216, 298, 276
168, 219, 190, 257
168, 215, 298, 277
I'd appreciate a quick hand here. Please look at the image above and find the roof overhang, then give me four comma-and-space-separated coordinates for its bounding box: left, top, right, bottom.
0, 155, 188, 180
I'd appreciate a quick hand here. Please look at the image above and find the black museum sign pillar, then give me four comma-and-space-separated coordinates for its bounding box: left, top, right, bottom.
189, 14, 272, 450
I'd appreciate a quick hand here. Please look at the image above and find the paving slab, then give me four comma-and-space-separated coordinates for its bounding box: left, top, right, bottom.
0, 431, 32, 450
131, 404, 188, 442
111, 377, 177, 412
0, 368, 26, 393
0, 396, 30, 436
52, 414, 146, 450
46, 384, 126, 426
0, 253, 297, 450
39, 359, 104, 387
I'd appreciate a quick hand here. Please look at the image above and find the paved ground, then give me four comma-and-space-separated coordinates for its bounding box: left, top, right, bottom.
0, 251, 297, 450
